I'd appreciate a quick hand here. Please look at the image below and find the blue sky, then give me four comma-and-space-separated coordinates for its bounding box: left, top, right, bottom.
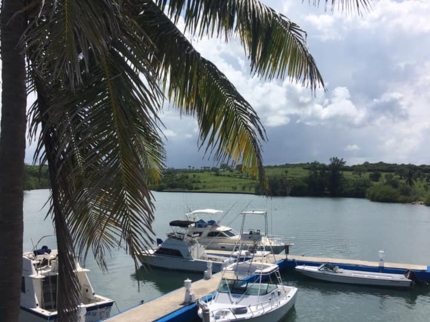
3, 1, 430, 169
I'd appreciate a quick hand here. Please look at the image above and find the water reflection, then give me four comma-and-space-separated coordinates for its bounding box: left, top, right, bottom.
279, 271, 430, 322
131, 267, 203, 295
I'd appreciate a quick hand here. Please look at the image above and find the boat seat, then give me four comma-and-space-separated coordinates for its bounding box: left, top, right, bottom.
196, 220, 208, 228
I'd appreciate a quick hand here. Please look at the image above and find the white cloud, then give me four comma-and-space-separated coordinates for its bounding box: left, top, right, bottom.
345, 144, 360, 151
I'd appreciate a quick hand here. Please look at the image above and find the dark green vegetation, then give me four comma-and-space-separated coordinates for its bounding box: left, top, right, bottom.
24, 165, 50, 190
145, 159, 430, 205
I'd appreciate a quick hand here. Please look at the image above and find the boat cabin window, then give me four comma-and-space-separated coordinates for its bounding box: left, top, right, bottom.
207, 232, 222, 238
223, 230, 237, 237
218, 279, 277, 296
207, 230, 236, 238
218, 279, 248, 294
21, 277, 25, 293
155, 247, 183, 258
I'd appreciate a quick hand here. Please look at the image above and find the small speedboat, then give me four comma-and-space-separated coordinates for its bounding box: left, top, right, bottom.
20, 245, 114, 322
138, 220, 235, 273
184, 209, 290, 254
295, 263, 413, 288
197, 210, 298, 322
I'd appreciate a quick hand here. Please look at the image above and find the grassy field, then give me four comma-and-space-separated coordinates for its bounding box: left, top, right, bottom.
155, 163, 430, 203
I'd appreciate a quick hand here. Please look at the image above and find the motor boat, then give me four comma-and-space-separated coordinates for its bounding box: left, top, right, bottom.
185, 209, 290, 254
138, 220, 235, 273
197, 210, 298, 322
20, 245, 114, 322
295, 263, 413, 288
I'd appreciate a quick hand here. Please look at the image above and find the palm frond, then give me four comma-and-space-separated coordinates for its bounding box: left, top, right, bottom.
310, 0, 372, 14
155, 0, 324, 91
26, 0, 166, 306
29, 25, 165, 269
23, 0, 123, 89
136, 1, 267, 184
28, 75, 82, 321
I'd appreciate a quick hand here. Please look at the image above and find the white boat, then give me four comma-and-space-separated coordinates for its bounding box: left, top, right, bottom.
138, 220, 235, 273
20, 245, 114, 322
185, 209, 290, 254
197, 210, 298, 322
295, 263, 413, 288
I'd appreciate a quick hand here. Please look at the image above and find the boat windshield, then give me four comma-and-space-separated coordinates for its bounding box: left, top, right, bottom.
218, 279, 277, 295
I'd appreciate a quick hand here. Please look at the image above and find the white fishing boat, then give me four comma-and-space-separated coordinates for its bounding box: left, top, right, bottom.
20, 245, 114, 322
295, 263, 413, 288
197, 210, 298, 322
138, 220, 235, 273
185, 209, 290, 254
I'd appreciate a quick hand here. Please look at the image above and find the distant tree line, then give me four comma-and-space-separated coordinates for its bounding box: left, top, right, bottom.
24, 165, 50, 190
259, 158, 430, 205
25, 160, 430, 205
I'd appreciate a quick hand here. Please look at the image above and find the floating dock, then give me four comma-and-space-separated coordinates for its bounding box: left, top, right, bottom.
106, 273, 221, 322
106, 255, 430, 322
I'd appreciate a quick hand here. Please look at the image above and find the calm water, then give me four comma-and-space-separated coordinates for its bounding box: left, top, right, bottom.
23, 190, 430, 321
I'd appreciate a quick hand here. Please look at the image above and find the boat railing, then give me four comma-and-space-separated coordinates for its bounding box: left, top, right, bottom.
266, 234, 295, 246
205, 293, 283, 319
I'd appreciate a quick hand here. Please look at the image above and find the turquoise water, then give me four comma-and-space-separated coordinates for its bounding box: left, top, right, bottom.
23, 190, 430, 321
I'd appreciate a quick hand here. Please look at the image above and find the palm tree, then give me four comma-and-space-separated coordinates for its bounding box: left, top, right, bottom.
0, 1, 28, 320
0, 1, 371, 321
405, 169, 416, 187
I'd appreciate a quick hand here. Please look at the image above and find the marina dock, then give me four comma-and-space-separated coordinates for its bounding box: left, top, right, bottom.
105, 255, 430, 322
106, 273, 222, 322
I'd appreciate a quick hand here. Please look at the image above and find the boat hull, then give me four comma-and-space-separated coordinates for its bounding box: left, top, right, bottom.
202, 240, 285, 255
19, 300, 114, 322
200, 287, 298, 322
244, 288, 297, 322
138, 255, 228, 273
295, 265, 412, 288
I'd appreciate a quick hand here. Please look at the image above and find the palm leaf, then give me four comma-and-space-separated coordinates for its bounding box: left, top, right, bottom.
155, 0, 325, 89
136, 1, 268, 184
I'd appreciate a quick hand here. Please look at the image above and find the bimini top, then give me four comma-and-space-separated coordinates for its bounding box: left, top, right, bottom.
240, 210, 267, 216
169, 220, 195, 227
189, 209, 223, 215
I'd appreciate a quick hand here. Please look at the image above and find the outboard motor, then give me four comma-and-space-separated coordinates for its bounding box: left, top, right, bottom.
405, 270, 428, 285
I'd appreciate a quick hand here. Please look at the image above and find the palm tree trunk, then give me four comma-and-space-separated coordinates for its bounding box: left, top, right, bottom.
0, 0, 27, 321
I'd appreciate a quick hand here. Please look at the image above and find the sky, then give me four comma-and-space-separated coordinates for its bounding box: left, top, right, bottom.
156, 0, 430, 169
3, 0, 430, 169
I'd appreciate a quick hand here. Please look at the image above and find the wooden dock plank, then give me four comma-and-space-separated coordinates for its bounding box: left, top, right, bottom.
107, 273, 222, 322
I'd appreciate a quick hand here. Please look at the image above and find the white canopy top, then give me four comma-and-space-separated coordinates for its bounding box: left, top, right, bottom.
190, 209, 223, 215
240, 210, 267, 216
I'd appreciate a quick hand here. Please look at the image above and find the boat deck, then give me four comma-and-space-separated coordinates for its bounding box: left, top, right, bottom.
106, 273, 222, 322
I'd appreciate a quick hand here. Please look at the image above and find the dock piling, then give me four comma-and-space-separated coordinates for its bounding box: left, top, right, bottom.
183, 278, 195, 304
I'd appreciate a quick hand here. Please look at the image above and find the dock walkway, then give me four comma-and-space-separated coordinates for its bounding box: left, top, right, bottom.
280, 254, 428, 270
106, 273, 222, 322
